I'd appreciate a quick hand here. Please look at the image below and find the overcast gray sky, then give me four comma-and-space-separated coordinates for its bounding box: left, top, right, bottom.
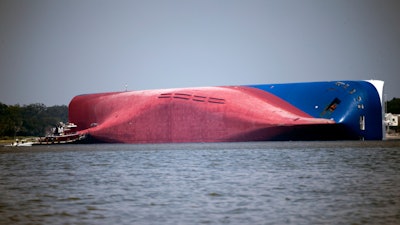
1, 0, 399, 106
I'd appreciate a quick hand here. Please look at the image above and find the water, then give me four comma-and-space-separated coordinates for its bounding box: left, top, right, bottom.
1, 141, 400, 225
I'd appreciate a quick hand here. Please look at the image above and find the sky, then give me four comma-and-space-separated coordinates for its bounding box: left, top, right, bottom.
0, 0, 399, 106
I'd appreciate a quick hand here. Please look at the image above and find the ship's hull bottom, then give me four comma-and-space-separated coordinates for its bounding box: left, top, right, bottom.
69, 80, 384, 143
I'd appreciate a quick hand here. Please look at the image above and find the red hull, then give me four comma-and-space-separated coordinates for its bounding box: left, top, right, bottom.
69, 86, 334, 143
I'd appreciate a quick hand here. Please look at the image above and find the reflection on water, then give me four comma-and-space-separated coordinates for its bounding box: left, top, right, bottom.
1, 141, 400, 224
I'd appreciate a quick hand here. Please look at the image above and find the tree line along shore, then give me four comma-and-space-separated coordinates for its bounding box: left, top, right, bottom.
0, 103, 68, 142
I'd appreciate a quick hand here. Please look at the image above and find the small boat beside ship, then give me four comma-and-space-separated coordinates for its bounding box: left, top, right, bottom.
3, 122, 86, 147
35, 122, 86, 145
4, 139, 34, 147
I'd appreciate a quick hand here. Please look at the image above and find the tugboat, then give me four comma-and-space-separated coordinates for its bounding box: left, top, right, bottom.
36, 122, 86, 145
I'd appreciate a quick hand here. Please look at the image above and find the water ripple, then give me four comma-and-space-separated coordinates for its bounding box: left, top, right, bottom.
0, 141, 399, 224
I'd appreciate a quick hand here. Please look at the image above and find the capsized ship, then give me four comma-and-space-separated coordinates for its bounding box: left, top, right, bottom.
69, 80, 384, 143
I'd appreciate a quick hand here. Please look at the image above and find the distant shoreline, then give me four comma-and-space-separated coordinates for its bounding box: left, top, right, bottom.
0, 137, 39, 145
2, 135, 399, 145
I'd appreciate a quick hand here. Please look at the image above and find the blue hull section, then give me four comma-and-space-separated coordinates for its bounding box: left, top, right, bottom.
248, 81, 383, 140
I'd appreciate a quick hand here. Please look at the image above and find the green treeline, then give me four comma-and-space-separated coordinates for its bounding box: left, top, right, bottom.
0, 103, 68, 138
387, 98, 400, 114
